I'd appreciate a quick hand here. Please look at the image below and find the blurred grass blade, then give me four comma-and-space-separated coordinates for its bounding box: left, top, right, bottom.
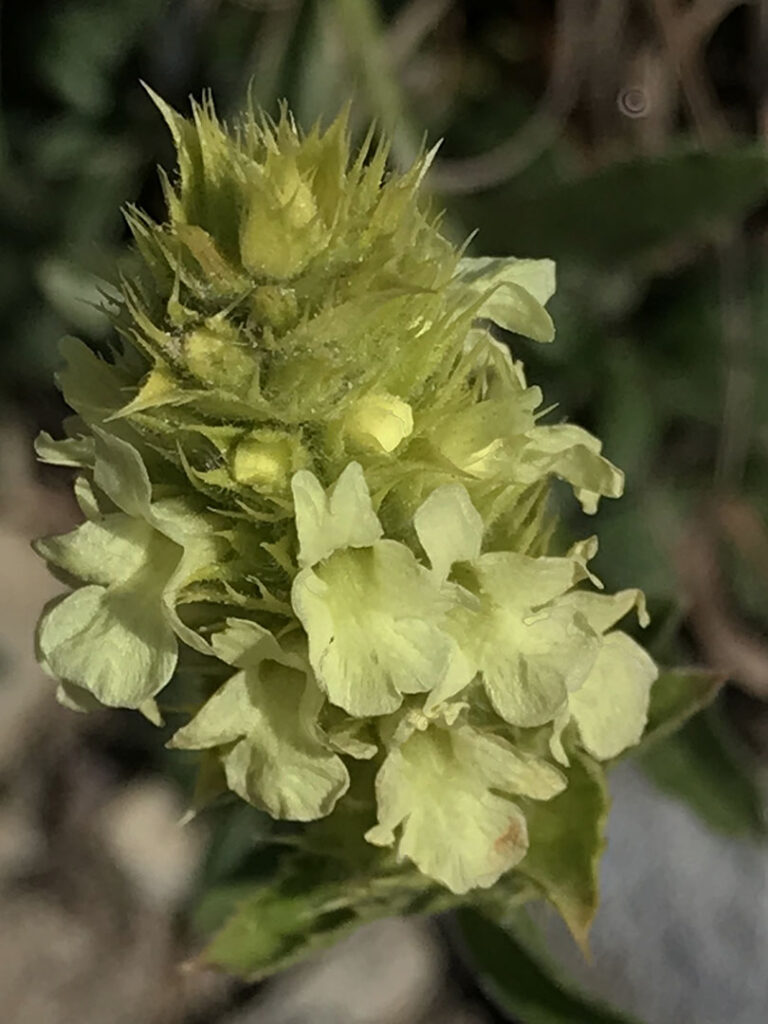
639, 709, 766, 838
471, 149, 768, 266
454, 908, 642, 1024
638, 667, 724, 750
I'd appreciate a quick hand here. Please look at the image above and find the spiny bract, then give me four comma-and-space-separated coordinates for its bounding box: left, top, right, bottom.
34, 94, 657, 907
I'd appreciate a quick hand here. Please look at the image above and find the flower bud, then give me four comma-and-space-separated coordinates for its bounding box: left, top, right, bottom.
184, 322, 256, 391
229, 431, 302, 492
344, 393, 414, 453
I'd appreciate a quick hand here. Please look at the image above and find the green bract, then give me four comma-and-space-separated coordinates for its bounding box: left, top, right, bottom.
33, 93, 663, 958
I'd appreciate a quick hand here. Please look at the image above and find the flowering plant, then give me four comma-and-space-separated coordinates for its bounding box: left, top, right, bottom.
33, 92, 716, 976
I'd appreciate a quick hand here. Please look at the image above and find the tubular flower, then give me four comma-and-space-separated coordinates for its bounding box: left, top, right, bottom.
34, 94, 657, 924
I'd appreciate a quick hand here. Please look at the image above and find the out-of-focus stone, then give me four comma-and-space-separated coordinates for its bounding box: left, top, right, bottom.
100, 780, 203, 909
0, 525, 63, 773
231, 917, 445, 1024
537, 760, 768, 1024
0, 797, 43, 881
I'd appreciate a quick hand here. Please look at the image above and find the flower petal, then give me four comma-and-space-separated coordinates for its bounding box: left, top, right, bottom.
35, 514, 155, 588
455, 256, 556, 306
56, 336, 128, 425
478, 605, 597, 726
326, 719, 378, 760
455, 554, 600, 726
171, 657, 349, 821
476, 551, 585, 612
292, 542, 456, 717
38, 574, 178, 708
414, 483, 484, 582
93, 428, 152, 518
35, 430, 94, 469
433, 395, 538, 480
557, 588, 649, 633
520, 424, 624, 513
454, 257, 556, 342
292, 462, 383, 568
568, 632, 657, 760
476, 282, 555, 342
210, 617, 287, 669
366, 723, 564, 894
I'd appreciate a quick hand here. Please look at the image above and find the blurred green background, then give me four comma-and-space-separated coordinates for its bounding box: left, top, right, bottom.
2, 2, 767, 1022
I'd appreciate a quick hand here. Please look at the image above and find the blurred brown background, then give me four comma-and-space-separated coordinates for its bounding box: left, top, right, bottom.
1, 1, 768, 1021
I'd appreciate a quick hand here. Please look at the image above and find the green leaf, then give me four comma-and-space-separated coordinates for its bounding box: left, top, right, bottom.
196, 854, 453, 980
455, 908, 641, 1024
36, 258, 112, 335
638, 667, 724, 748
479, 148, 768, 266
188, 795, 277, 898
198, 876, 364, 979
199, 882, 297, 973
517, 751, 608, 949
638, 710, 766, 838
